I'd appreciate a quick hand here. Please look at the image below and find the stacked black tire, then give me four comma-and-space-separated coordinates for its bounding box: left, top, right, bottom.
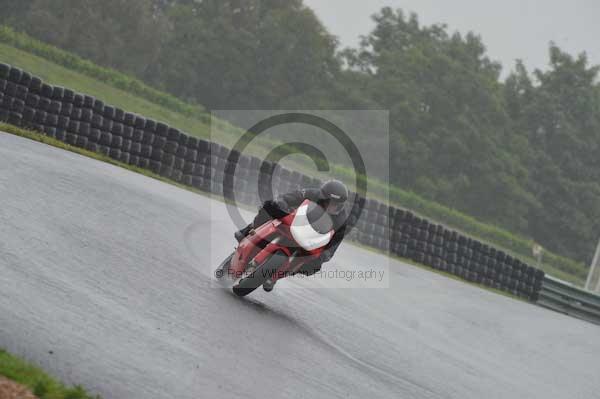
343, 197, 543, 301
386, 210, 544, 300
350, 197, 391, 252
0, 62, 545, 300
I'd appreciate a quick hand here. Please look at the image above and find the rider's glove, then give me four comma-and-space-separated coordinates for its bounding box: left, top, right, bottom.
274, 199, 290, 213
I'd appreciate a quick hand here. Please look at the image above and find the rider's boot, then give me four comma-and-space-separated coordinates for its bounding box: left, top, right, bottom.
263, 278, 277, 292
234, 223, 253, 243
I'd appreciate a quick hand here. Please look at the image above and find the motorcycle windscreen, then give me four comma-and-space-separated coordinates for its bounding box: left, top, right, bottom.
290, 201, 334, 251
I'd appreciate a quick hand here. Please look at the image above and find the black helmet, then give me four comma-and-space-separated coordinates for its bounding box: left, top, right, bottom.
319, 180, 348, 215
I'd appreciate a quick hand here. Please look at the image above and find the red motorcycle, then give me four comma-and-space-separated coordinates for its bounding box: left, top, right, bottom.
215, 199, 334, 296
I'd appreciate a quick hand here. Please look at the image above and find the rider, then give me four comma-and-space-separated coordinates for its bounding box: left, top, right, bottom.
235, 180, 349, 291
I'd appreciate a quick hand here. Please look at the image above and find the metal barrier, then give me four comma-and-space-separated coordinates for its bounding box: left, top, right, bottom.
537, 275, 600, 325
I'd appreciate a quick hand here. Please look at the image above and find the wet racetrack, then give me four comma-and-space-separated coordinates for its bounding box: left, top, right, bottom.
1, 132, 599, 399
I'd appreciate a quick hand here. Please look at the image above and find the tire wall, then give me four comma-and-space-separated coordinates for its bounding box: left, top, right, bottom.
0, 63, 544, 301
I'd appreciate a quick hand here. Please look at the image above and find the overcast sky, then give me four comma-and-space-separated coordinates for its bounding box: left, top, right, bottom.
303, 0, 600, 78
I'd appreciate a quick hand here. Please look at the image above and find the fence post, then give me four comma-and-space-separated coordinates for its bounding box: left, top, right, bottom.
585, 238, 600, 291
533, 244, 543, 269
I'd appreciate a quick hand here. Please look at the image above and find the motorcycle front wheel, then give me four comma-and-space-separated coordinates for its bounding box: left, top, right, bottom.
214, 253, 233, 279
233, 251, 287, 297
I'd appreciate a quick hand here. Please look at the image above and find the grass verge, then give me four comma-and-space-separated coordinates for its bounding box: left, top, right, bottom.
0, 348, 98, 399
0, 25, 205, 119
0, 29, 587, 285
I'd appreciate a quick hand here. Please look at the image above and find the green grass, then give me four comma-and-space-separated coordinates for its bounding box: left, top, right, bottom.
0, 26, 206, 119
0, 42, 211, 140
0, 29, 588, 285
0, 348, 98, 399
0, 39, 315, 167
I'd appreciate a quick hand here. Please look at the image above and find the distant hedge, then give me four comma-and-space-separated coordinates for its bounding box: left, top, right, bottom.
0, 25, 209, 123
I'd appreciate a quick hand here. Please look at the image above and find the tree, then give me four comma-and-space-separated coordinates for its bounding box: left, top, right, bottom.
506, 45, 600, 261
342, 8, 534, 231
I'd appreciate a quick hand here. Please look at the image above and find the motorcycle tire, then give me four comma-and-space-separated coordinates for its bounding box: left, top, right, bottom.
233, 251, 287, 297
215, 253, 234, 280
